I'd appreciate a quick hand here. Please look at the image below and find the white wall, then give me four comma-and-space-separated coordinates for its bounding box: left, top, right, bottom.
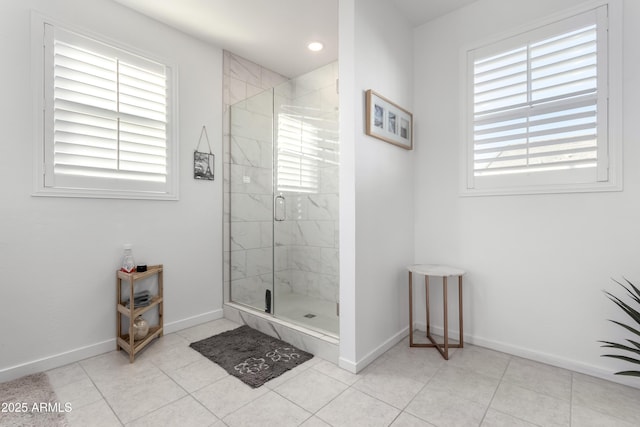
339, 0, 415, 371
338, 0, 358, 368
0, 0, 223, 381
413, 0, 640, 386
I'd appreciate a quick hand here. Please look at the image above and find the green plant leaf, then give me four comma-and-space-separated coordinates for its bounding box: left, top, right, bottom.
622, 278, 640, 304
601, 354, 640, 366
612, 278, 640, 309
601, 279, 640, 376
599, 341, 640, 357
615, 370, 640, 377
604, 292, 640, 326
608, 320, 640, 338
605, 292, 640, 322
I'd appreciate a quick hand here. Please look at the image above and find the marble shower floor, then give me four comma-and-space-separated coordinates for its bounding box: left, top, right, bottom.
275, 292, 339, 337
25, 318, 640, 426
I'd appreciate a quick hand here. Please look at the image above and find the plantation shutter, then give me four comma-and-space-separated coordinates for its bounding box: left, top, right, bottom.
276, 105, 320, 193
468, 6, 608, 189
43, 24, 173, 195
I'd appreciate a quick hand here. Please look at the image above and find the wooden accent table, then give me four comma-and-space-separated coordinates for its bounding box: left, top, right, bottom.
408, 264, 465, 360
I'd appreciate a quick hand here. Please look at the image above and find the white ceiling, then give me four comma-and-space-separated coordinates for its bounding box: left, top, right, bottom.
112, 0, 477, 78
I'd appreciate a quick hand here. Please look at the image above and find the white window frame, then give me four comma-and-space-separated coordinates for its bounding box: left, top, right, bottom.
31, 13, 179, 200
461, 0, 622, 196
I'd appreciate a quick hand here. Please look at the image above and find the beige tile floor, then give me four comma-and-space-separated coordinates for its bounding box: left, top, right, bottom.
37, 318, 640, 426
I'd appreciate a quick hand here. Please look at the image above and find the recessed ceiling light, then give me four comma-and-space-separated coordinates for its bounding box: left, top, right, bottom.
307, 41, 324, 52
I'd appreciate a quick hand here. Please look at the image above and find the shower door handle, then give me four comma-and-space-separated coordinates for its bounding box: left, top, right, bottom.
275, 194, 286, 221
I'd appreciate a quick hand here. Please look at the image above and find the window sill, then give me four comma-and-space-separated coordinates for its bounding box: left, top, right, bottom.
32, 187, 179, 201
460, 180, 623, 197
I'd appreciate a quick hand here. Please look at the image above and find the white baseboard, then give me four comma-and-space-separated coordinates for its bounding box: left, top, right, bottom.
419, 323, 640, 389
340, 326, 409, 374
0, 339, 115, 383
164, 309, 224, 334
338, 356, 358, 373
468, 333, 640, 389
0, 309, 224, 384
354, 327, 409, 373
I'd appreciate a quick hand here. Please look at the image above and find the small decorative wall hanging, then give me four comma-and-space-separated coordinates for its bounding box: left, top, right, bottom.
194, 125, 214, 180
365, 89, 413, 150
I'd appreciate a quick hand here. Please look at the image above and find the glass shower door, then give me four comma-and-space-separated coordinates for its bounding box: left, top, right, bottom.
229, 89, 275, 313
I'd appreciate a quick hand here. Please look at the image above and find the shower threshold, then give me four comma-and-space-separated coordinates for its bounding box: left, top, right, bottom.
224, 301, 339, 363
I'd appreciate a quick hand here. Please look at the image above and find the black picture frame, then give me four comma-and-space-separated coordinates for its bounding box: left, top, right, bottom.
194, 151, 214, 180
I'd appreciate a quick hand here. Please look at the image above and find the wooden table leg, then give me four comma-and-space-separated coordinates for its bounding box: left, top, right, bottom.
425, 275, 430, 336
116, 277, 121, 351
459, 275, 464, 348
409, 271, 414, 346
443, 276, 449, 360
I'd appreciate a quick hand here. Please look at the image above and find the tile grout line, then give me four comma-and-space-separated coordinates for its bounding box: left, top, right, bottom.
383, 349, 445, 426
77, 360, 125, 426
478, 353, 512, 426
302, 360, 356, 423
130, 355, 221, 425
309, 385, 351, 426
569, 371, 574, 427
193, 350, 322, 425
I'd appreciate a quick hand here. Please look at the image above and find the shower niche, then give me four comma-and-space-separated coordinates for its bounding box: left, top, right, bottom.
226, 61, 339, 337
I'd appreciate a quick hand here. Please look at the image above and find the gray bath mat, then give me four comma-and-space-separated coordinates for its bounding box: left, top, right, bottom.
0, 372, 68, 426
190, 325, 313, 388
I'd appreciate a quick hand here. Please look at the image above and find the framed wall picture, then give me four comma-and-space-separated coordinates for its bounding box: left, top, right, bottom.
194, 151, 214, 180
365, 89, 413, 150
194, 125, 214, 180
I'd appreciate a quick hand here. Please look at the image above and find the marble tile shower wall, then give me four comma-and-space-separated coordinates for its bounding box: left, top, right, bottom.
274, 62, 339, 305
223, 51, 288, 307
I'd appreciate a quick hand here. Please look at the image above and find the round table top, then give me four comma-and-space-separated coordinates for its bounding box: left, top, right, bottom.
408, 264, 465, 277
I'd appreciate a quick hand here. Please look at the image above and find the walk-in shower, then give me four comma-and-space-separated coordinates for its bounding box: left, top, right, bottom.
227, 62, 339, 337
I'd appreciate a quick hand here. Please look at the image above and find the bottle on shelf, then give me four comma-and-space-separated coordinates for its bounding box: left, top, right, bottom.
121, 244, 136, 273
